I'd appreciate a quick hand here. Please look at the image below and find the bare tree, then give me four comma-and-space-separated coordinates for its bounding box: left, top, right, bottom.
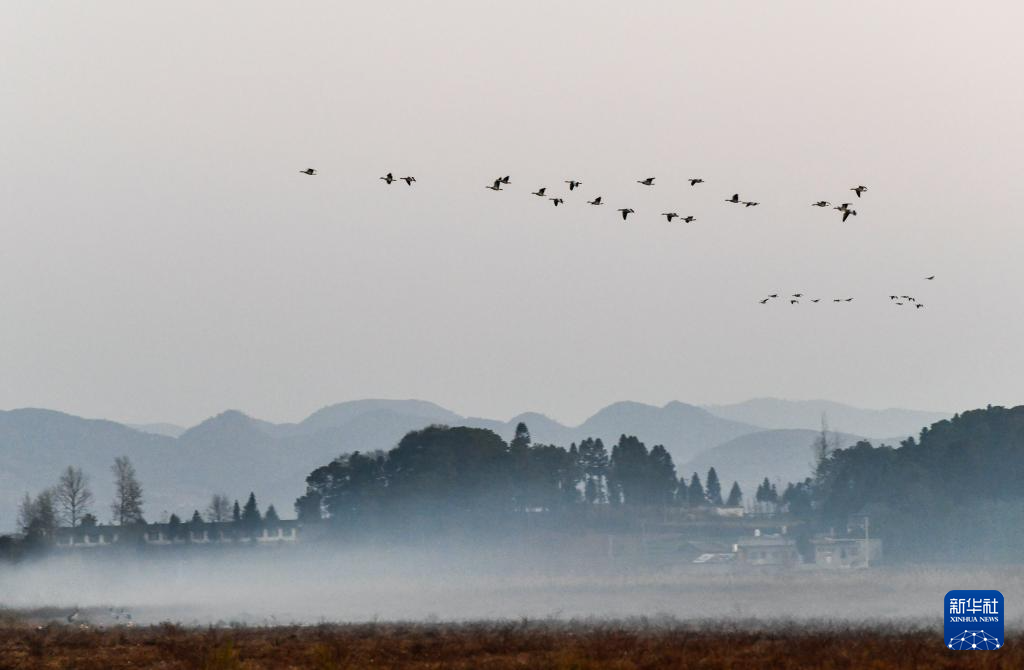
55, 466, 94, 527
206, 493, 231, 523
110, 456, 144, 525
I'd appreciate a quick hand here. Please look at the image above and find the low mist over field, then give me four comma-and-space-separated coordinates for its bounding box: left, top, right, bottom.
4, 545, 1022, 628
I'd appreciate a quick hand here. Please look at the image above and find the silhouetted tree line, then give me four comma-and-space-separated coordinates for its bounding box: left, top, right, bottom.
4, 454, 287, 559
295, 423, 745, 532
806, 405, 1024, 562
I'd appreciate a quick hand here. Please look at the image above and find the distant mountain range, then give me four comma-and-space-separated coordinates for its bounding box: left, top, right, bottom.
0, 398, 949, 532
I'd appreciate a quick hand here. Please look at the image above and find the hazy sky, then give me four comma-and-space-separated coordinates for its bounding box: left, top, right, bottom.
2, 1, 1023, 427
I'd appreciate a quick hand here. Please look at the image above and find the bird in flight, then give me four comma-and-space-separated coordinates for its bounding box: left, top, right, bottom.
833, 299, 843, 302
662, 212, 680, 222
760, 298, 770, 304
834, 203, 856, 221
925, 275, 935, 280
792, 293, 803, 298
689, 178, 704, 186
637, 177, 656, 186
851, 185, 868, 198
811, 299, 821, 303
916, 304, 924, 309
486, 179, 503, 191
768, 294, 778, 298
500, 176, 511, 185
681, 216, 696, 223
742, 201, 759, 208
844, 298, 853, 302
401, 176, 416, 185
532, 187, 547, 197
588, 196, 603, 205
299, 168, 317, 176
790, 299, 799, 304
565, 180, 582, 191
725, 193, 740, 203
617, 208, 635, 220
890, 295, 899, 300
380, 172, 395, 184
811, 201, 830, 207
549, 197, 564, 206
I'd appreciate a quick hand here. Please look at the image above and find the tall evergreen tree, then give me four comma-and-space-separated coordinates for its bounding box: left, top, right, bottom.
510, 422, 531, 454
232, 499, 241, 522
578, 438, 609, 504
648, 445, 678, 506
726, 481, 743, 507
675, 477, 689, 506
241, 492, 261, 529
705, 467, 723, 506
608, 435, 651, 505
687, 472, 706, 507
264, 504, 280, 524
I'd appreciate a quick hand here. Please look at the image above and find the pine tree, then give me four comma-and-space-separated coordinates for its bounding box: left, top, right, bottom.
648, 445, 678, 506
510, 422, 531, 454
705, 467, 723, 506
687, 472, 705, 507
726, 481, 743, 507
264, 504, 280, 524
675, 477, 688, 506
241, 492, 261, 530
232, 500, 241, 522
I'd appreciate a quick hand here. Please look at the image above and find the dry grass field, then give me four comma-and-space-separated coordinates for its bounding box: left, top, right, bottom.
0, 619, 1019, 670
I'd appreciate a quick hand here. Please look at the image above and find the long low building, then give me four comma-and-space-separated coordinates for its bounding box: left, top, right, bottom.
52, 520, 299, 549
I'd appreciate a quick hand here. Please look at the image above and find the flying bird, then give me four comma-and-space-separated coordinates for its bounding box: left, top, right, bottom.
844, 298, 853, 302
834, 205, 857, 222
925, 275, 935, 280
380, 172, 395, 184
742, 201, 759, 207
790, 299, 799, 304
637, 177, 656, 186
617, 208, 635, 220
299, 168, 317, 176
400, 176, 416, 185
812, 201, 830, 207
549, 198, 564, 206
725, 194, 740, 203
532, 187, 547, 197
689, 178, 704, 186
662, 212, 680, 222
811, 299, 821, 303
681, 215, 696, 223
916, 304, 924, 309
588, 196, 603, 205
833, 299, 842, 302
486, 179, 503, 191
851, 185, 868, 198
500, 176, 511, 185
792, 293, 803, 298
760, 298, 769, 304
565, 180, 582, 191
768, 294, 778, 298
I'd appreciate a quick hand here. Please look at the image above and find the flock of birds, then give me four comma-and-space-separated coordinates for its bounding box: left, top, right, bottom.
301, 168, 872, 225
758, 276, 934, 308
299, 169, 932, 307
